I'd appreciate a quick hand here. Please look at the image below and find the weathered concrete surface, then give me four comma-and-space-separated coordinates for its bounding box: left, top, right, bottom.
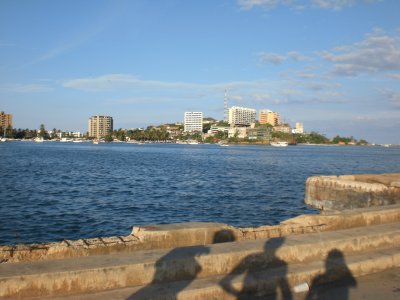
0, 222, 236, 264
52, 249, 400, 300
2, 205, 400, 264
305, 173, 400, 211
1, 222, 400, 299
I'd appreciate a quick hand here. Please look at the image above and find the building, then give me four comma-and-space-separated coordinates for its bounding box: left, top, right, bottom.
208, 125, 229, 135
247, 127, 272, 141
184, 112, 203, 132
0, 111, 12, 129
259, 109, 280, 126
228, 106, 256, 127
292, 122, 304, 134
274, 124, 292, 134
228, 127, 247, 139
88, 115, 113, 138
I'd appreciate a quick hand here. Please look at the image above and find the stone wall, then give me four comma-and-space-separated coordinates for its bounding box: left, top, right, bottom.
2, 204, 400, 264
305, 173, 400, 211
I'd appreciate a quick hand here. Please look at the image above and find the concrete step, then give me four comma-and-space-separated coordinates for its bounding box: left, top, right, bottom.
1, 222, 400, 299
52, 246, 400, 300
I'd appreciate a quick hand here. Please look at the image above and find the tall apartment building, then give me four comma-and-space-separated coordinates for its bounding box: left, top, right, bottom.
184, 112, 203, 132
259, 109, 280, 126
88, 115, 113, 138
228, 106, 256, 127
0, 111, 12, 128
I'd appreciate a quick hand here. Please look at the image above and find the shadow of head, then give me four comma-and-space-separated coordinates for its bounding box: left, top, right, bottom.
264, 236, 285, 252
326, 249, 346, 269
213, 229, 236, 244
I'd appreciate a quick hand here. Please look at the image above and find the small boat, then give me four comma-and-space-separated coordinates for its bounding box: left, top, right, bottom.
34, 137, 44, 143
271, 141, 288, 147
93, 139, 99, 144
187, 140, 199, 145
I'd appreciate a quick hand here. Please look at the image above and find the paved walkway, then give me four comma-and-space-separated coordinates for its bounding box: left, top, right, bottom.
291, 267, 400, 300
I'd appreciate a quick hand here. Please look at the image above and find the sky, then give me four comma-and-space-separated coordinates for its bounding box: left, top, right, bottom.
0, 0, 399, 144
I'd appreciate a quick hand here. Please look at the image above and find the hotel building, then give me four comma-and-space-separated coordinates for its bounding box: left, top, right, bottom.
228, 106, 256, 127
259, 109, 280, 126
88, 115, 113, 138
0, 111, 12, 128
184, 112, 203, 132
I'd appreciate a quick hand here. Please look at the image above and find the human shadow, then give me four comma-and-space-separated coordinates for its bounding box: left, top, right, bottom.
128, 229, 235, 300
220, 237, 292, 300
306, 249, 357, 300
127, 245, 210, 300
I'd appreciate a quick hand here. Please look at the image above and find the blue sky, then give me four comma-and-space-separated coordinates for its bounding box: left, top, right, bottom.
1, 0, 399, 143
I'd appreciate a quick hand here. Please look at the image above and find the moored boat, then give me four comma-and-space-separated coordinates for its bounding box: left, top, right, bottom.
270, 141, 288, 147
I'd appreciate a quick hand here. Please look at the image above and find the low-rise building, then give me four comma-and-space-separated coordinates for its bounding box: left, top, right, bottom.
208, 125, 229, 135
274, 124, 292, 133
228, 127, 247, 139
292, 122, 304, 134
247, 127, 272, 141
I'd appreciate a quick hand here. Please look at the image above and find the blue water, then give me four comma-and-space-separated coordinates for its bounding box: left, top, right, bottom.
0, 142, 399, 245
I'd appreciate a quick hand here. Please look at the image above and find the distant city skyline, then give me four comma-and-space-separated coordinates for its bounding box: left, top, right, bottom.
1, 0, 400, 143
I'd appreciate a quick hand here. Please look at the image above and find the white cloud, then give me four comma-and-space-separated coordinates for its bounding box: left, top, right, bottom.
381, 89, 400, 108
0, 83, 52, 93
322, 31, 400, 76
259, 51, 308, 65
253, 93, 272, 101
238, 0, 383, 10
259, 52, 286, 64
62, 74, 204, 92
386, 73, 400, 80
63, 73, 283, 94
238, 0, 292, 10
312, 0, 383, 10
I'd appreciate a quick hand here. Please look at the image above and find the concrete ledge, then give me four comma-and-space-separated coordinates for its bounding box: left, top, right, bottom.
305, 173, 400, 210
2, 205, 400, 264
2, 222, 399, 299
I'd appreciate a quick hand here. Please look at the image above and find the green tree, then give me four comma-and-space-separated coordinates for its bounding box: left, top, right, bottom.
104, 134, 113, 142
38, 124, 49, 139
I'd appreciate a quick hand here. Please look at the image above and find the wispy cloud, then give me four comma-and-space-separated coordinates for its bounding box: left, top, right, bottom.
386, 73, 400, 80
321, 30, 400, 76
238, 0, 383, 10
0, 83, 53, 93
381, 89, 400, 108
0, 40, 15, 47
62, 73, 281, 93
259, 51, 308, 64
311, 0, 383, 10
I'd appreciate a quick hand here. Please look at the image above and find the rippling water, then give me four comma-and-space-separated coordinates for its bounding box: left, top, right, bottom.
0, 142, 399, 245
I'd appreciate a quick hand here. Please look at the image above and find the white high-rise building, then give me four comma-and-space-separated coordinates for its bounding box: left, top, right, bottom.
184, 112, 203, 132
228, 106, 256, 126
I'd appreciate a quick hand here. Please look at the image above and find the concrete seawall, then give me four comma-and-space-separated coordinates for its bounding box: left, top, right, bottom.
2, 204, 400, 264
1, 173, 400, 299
305, 173, 400, 210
